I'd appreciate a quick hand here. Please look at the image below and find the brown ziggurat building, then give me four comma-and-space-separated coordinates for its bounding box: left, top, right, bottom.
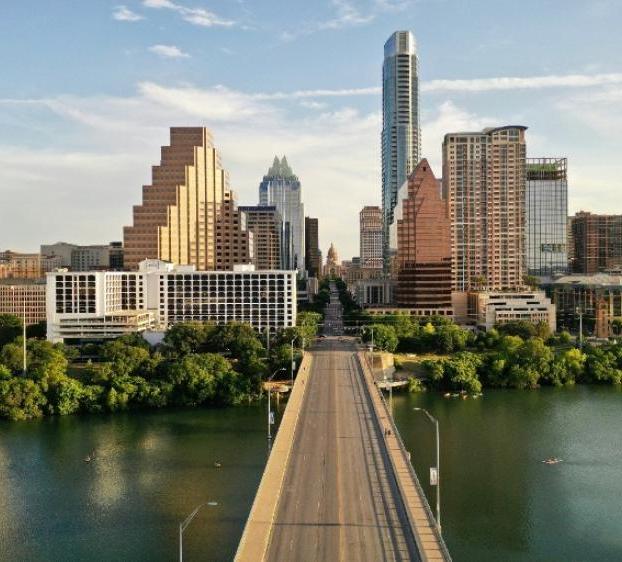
392, 159, 453, 314
124, 127, 252, 270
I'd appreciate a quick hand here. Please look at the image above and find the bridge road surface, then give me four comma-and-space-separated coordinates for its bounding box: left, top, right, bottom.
264, 336, 421, 561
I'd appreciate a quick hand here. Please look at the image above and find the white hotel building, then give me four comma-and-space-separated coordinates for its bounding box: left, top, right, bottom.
47, 260, 297, 343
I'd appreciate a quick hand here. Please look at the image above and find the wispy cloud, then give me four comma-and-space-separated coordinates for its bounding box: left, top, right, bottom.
423, 72, 622, 93
142, 0, 235, 27
243, 72, 622, 99
283, 0, 412, 40
317, 0, 374, 30
148, 44, 190, 58
112, 5, 144, 21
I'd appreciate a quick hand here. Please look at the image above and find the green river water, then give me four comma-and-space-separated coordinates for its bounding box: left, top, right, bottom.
1, 387, 621, 561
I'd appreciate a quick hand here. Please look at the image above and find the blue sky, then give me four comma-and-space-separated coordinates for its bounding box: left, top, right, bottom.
1, 0, 621, 259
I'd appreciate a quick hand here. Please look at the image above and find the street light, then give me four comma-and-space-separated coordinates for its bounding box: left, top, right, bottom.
384, 374, 393, 418
179, 501, 218, 562
267, 367, 286, 442
9, 286, 27, 375
413, 407, 441, 533
290, 337, 296, 387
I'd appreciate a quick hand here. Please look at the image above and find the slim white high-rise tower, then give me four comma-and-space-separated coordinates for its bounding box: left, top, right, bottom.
382, 30, 420, 267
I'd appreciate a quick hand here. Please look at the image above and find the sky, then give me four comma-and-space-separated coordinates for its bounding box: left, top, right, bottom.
0, 0, 621, 260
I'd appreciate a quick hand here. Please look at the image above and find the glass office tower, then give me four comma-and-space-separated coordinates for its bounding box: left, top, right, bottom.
382, 31, 420, 268
526, 158, 568, 276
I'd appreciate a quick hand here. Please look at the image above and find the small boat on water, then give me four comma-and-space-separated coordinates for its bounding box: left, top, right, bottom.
542, 457, 563, 465
443, 392, 451, 398
83, 455, 92, 463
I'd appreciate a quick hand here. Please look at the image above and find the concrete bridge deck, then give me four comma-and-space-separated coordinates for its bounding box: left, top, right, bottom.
235, 338, 450, 562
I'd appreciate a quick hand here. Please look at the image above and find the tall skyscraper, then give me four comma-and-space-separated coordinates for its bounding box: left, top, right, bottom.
442, 126, 527, 291
390, 160, 452, 313
305, 217, 321, 277
359, 206, 383, 269
238, 206, 283, 270
382, 30, 420, 265
124, 127, 252, 270
569, 212, 622, 273
526, 158, 568, 276
258, 156, 304, 271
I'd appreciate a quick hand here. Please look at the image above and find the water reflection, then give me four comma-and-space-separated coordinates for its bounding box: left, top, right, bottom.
393, 386, 622, 561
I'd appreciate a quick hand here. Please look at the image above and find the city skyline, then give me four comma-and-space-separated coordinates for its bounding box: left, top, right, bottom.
1, 1, 622, 259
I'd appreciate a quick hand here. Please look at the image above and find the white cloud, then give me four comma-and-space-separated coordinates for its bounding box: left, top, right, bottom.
142, 0, 235, 27
423, 72, 622, 93
112, 5, 144, 21
318, 0, 375, 30
148, 44, 190, 58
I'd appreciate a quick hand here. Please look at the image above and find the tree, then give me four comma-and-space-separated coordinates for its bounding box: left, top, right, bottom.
164, 353, 235, 406
0, 364, 11, 380
296, 311, 322, 342
362, 324, 398, 353
100, 339, 150, 378
443, 352, 482, 393
162, 322, 214, 356
45, 375, 85, 415
496, 321, 537, 340
0, 377, 47, 420
0, 314, 22, 348
25, 340, 68, 381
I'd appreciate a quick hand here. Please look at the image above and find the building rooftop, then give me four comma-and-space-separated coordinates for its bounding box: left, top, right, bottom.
548, 274, 622, 287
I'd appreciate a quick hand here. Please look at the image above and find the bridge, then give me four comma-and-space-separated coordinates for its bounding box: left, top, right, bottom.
235, 285, 450, 561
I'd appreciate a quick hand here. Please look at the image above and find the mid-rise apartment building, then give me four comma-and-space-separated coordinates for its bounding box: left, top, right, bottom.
359, 206, 383, 269
0, 280, 47, 326
123, 127, 252, 271
0, 251, 44, 279
569, 212, 622, 274
47, 260, 296, 343
443, 126, 527, 291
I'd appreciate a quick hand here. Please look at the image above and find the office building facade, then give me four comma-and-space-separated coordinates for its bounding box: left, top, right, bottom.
123, 127, 251, 271
304, 217, 321, 277
238, 206, 282, 270
443, 126, 527, 291
390, 159, 453, 314
359, 206, 383, 269
382, 30, 420, 265
258, 156, 304, 271
526, 158, 568, 276
47, 260, 296, 343
569, 212, 622, 274
0, 280, 47, 326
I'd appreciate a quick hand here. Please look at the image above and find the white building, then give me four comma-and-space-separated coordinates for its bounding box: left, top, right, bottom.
47, 260, 297, 343
455, 290, 556, 332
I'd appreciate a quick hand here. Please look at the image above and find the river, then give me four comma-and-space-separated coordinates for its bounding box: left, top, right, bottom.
1, 387, 621, 561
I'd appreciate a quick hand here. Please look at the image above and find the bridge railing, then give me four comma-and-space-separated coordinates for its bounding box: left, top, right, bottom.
357, 352, 452, 562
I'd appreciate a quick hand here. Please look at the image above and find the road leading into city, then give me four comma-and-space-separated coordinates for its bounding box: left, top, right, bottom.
264, 337, 421, 561
323, 282, 344, 336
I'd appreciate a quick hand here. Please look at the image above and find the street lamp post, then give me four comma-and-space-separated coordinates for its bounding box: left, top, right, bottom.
179, 501, 218, 562
10, 286, 27, 375
267, 367, 286, 442
576, 307, 583, 347
290, 337, 296, 387
413, 407, 441, 532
